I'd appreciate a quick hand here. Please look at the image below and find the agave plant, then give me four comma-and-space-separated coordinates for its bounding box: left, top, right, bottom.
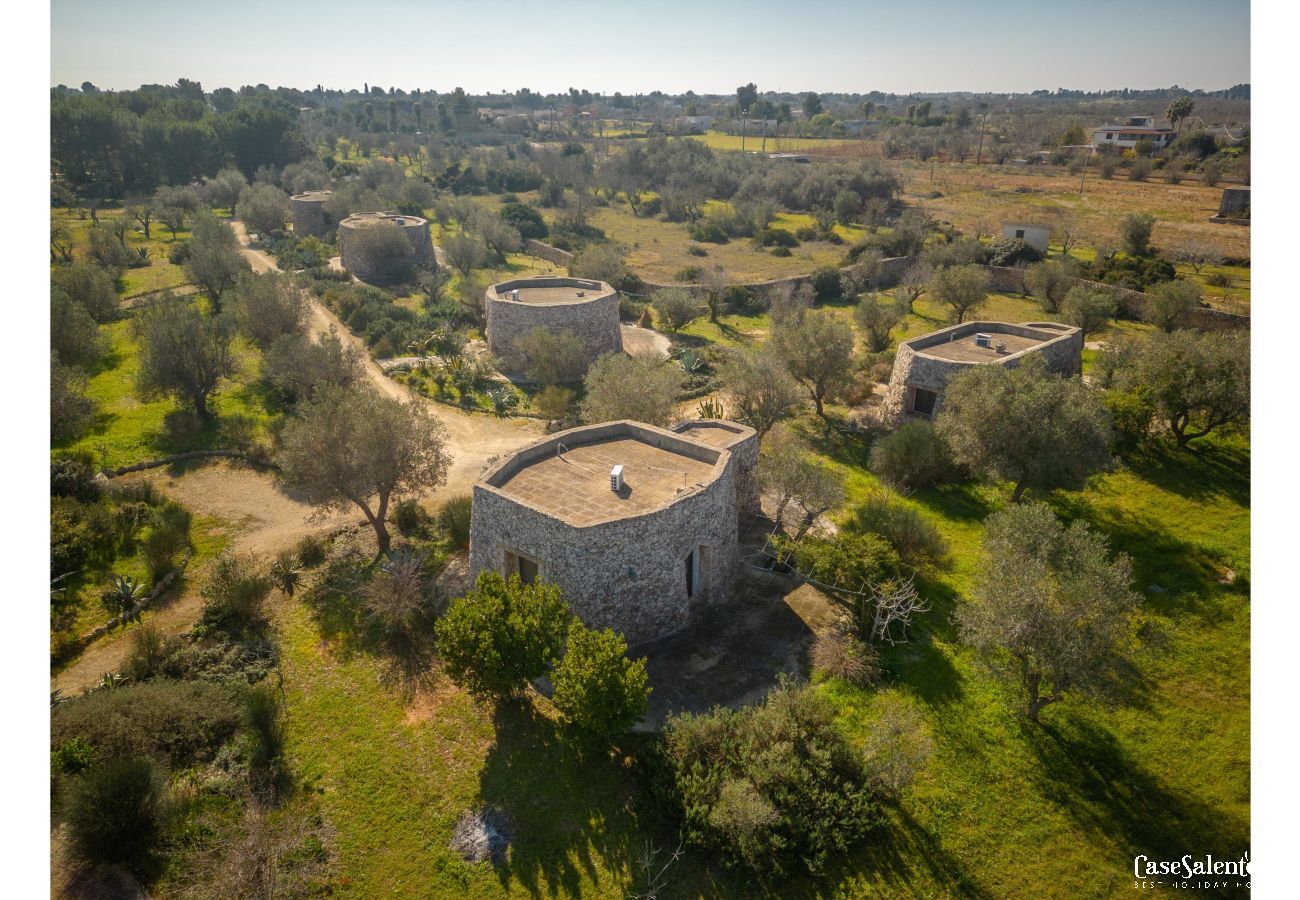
697, 397, 726, 419
270, 551, 302, 597
676, 349, 706, 375
94, 672, 130, 692
489, 386, 520, 416
100, 574, 146, 620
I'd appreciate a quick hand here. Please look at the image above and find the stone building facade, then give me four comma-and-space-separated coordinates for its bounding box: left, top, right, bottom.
883, 321, 1083, 423
484, 277, 622, 376
337, 212, 433, 281
290, 190, 332, 237
469, 419, 759, 645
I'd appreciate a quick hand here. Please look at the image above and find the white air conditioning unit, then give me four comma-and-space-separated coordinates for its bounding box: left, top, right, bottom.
511, 289, 520, 301
610, 465, 624, 491
975, 332, 993, 348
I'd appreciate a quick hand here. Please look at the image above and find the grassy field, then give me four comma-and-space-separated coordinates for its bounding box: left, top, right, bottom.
54, 315, 280, 470
892, 159, 1250, 264
52, 207, 194, 296
269, 415, 1247, 896
687, 130, 859, 153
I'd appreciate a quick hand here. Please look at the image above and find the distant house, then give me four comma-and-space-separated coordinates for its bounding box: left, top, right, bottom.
769, 153, 811, 163
1001, 222, 1051, 253
1091, 115, 1175, 150
676, 115, 714, 132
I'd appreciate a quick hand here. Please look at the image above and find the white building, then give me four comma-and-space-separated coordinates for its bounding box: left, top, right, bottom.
1002, 222, 1051, 254
1091, 115, 1175, 150
675, 115, 714, 132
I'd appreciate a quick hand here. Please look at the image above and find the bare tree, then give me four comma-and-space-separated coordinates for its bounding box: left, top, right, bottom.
1171, 240, 1225, 276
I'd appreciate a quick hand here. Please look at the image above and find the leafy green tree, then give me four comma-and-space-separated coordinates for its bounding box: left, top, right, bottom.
1144, 278, 1201, 332
64, 756, 166, 866
1060, 285, 1117, 338
51, 289, 103, 369
232, 271, 306, 347
579, 354, 683, 427
719, 348, 800, 437
651, 287, 702, 332
771, 309, 855, 419
238, 183, 291, 238
854, 293, 903, 352
436, 571, 570, 697
759, 426, 846, 535
1106, 330, 1249, 447
515, 326, 587, 385
958, 502, 1138, 722
276, 385, 451, 555
928, 264, 990, 324
936, 354, 1112, 501
1119, 212, 1156, 258
551, 622, 649, 742
184, 211, 249, 311
52, 263, 119, 323
1165, 96, 1194, 133
134, 292, 234, 420
52, 354, 94, 441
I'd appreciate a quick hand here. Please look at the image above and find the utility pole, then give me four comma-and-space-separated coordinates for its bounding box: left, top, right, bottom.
741, 105, 748, 152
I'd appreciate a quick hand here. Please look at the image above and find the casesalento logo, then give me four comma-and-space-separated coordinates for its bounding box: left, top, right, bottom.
1132, 852, 1250, 890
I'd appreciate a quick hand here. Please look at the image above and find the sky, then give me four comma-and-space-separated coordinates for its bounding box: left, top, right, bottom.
51, 0, 1249, 95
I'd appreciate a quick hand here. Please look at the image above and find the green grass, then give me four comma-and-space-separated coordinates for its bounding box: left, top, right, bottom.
52, 207, 193, 295
54, 317, 280, 470
688, 130, 856, 152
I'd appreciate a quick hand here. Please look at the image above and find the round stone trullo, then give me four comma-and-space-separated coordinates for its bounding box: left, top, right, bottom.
289, 190, 332, 237
337, 211, 433, 281
469, 419, 760, 644
484, 276, 622, 376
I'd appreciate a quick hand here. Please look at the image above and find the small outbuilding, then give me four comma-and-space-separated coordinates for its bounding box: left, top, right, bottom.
884, 321, 1083, 422
484, 276, 622, 377
1001, 222, 1051, 254
469, 419, 760, 644
1212, 187, 1250, 224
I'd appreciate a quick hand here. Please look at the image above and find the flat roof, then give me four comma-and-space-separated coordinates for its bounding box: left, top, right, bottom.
904, 321, 1078, 364
488, 277, 614, 307
672, 420, 751, 450
493, 436, 717, 526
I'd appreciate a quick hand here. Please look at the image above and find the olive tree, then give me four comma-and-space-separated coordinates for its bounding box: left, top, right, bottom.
52, 263, 119, 323
958, 502, 1138, 722
51, 289, 103, 369
759, 425, 846, 536
771, 309, 855, 419
936, 354, 1112, 501
184, 212, 249, 311
348, 222, 419, 282
928, 264, 990, 324
134, 292, 235, 420
238, 183, 291, 238
205, 167, 248, 213
232, 271, 307, 347
1107, 329, 1249, 447
579, 353, 683, 427
1024, 260, 1073, 314
1144, 279, 1201, 332
1060, 285, 1117, 339
515, 327, 587, 385
854, 293, 904, 352
651, 287, 702, 332
719, 348, 801, 437
1119, 212, 1156, 257
52, 354, 94, 441
276, 385, 451, 555
263, 332, 365, 403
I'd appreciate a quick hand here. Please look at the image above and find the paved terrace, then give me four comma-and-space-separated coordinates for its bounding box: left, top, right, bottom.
905, 321, 1078, 364
493, 436, 718, 526
488, 276, 614, 306
921, 331, 1046, 362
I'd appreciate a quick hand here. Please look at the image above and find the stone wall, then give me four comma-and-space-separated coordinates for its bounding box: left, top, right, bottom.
523, 238, 574, 267
290, 191, 332, 237
468, 421, 751, 644
883, 321, 1083, 422
338, 213, 433, 281
671, 419, 761, 518
1218, 188, 1251, 216
484, 278, 622, 374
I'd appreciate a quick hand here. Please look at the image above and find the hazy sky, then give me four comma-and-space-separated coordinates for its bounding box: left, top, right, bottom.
51, 0, 1249, 95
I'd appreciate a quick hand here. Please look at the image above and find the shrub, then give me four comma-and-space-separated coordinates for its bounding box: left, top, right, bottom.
393, 498, 428, 535
810, 266, 843, 301
437, 495, 473, 550
52, 737, 97, 777
860, 692, 934, 798
689, 221, 729, 244
811, 630, 880, 687
534, 384, 575, 422
122, 623, 184, 682
294, 533, 328, 568
848, 494, 948, 570
662, 680, 878, 876
869, 420, 954, 490
674, 265, 704, 283
986, 238, 1042, 268
1103, 388, 1157, 455
773, 530, 900, 588
652, 287, 703, 332
686, 244, 708, 257
759, 227, 799, 248
200, 552, 272, 632
64, 756, 166, 866
141, 501, 191, 580
551, 622, 650, 743
436, 571, 570, 696
499, 201, 548, 239
50, 679, 244, 765
770, 246, 792, 257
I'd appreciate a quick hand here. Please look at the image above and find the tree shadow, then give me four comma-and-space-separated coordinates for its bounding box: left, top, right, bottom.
1125, 439, 1249, 508
1023, 717, 1249, 875
478, 701, 651, 897
912, 481, 998, 523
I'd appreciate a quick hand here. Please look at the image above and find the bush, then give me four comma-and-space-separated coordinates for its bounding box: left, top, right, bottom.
652, 287, 702, 331
811, 631, 880, 687
551, 622, 650, 743
759, 227, 799, 248
64, 756, 166, 866
393, 498, 428, 535
663, 680, 878, 876
200, 552, 272, 632
847, 495, 948, 570
689, 221, 729, 244
499, 201, 548, 239
773, 530, 900, 587
869, 420, 954, 490
141, 501, 191, 580
770, 246, 792, 257
674, 265, 704, 283
436, 571, 570, 696
437, 495, 473, 550
810, 266, 843, 301
534, 384, 575, 422
860, 692, 934, 798
1103, 388, 1157, 455
51, 679, 244, 765
294, 533, 328, 568
987, 238, 1042, 268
